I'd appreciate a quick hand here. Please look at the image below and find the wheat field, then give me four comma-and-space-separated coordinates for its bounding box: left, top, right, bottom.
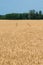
0, 20, 43, 65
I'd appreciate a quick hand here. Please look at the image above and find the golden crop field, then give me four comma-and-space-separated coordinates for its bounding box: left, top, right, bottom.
0, 20, 43, 65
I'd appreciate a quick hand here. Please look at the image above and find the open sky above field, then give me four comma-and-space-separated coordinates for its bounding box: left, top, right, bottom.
0, 0, 43, 15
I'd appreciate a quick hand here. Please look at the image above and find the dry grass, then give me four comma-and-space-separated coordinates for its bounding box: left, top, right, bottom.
0, 20, 43, 65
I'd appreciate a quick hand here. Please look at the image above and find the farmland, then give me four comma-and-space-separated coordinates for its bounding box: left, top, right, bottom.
0, 20, 43, 65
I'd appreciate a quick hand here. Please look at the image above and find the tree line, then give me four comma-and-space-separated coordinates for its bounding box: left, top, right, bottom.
0, 10, 43, 20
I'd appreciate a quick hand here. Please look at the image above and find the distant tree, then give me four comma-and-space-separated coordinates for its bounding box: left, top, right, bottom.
39, 10, 42, 19
0, 15, 2, 19
39, 10, 42, 15
35, 12, 39, 19
28, 10, 36, 19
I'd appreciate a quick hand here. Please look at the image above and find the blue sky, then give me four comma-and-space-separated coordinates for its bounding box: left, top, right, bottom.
0, 0, 43, 15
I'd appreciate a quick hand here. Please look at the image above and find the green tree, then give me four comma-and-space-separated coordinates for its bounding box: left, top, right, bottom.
39, 10, 42, 19
28, 10, 36, 19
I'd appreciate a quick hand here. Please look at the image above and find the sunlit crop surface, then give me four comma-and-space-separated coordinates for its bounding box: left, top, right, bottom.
0, 20, 43, 65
